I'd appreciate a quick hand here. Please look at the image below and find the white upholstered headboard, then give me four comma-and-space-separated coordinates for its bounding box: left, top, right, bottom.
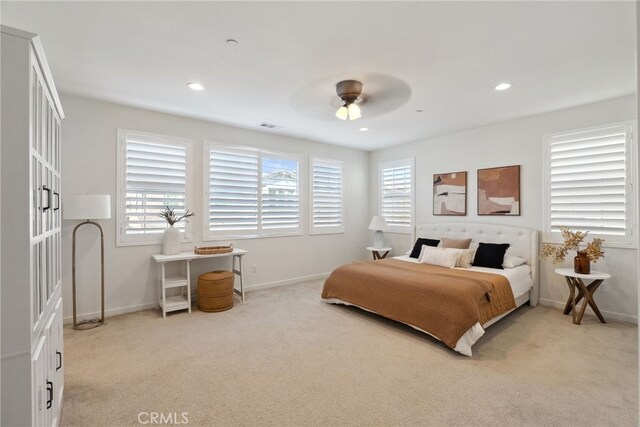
414, 222, 539, 306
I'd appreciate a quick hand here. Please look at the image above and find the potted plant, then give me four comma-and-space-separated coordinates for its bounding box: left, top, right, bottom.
542, 226, 604, 274
159, 205, 194, 255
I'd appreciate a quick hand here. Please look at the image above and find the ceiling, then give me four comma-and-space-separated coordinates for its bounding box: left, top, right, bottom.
1, 1, 635, 151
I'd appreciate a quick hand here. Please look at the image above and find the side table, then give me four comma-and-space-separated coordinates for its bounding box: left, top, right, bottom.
366, 246, 392, 260
555, 268, 610, 325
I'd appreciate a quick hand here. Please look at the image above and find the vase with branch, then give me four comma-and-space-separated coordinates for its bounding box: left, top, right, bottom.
542, 226, 604, 274
159, 205, 194, 255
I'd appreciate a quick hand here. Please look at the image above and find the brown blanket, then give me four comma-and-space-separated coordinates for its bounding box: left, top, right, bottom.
321, 258, 516, 349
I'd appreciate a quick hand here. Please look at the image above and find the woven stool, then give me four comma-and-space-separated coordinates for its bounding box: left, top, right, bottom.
197, 270, 234, 312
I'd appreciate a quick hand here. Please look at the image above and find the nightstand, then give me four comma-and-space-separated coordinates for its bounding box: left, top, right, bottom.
555, 268, 610, 325
366, 246, 392, 260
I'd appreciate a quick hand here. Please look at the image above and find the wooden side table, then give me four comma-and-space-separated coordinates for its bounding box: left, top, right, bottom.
366, 246, 392, 260
555, 268, 610, 325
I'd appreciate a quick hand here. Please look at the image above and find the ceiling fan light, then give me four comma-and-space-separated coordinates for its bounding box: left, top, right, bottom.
347, 103, 361, 120
336, 106, 349, 120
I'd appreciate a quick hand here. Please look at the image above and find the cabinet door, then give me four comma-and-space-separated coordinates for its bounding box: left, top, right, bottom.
34, 241, 44, 324
54, 297, 64, 411
35, 75, 43, 155
46, 236, 53, 302
44, 311, 58, 427
32, 157, 39, 237
53, 175, 60, 230
45, 168, 52, 232
32, 335, 47, 427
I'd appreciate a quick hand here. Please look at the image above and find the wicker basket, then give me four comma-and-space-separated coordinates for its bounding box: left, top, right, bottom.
194, 244, 233, 255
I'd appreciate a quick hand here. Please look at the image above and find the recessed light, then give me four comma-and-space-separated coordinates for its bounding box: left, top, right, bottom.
359, 127, 368, 132
187, 82, 205, 91
494, 82, 512, 91
226, 38, 239, 45
415, 109, 423, 113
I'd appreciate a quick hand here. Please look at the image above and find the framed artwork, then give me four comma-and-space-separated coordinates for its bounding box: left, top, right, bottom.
477, 165, 520, 215
433, 171, 467, 216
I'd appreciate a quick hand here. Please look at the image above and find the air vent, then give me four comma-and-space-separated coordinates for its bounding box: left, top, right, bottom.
259, 123, 277, 129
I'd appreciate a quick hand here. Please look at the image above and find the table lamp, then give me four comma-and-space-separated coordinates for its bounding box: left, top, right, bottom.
62, 194, 111, 330
369, 215, 387, 249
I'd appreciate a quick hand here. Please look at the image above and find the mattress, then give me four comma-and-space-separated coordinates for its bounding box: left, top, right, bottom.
325, 255, 533, 356
392, 254, 533, 300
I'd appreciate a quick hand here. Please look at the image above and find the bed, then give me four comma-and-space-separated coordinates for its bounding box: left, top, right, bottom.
321, 222, 539, 356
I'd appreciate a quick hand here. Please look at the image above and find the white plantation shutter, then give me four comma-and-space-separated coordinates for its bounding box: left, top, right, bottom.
205, 143, 302, 239
379, 159, 414, 232
117, 130, 192, 245
208, 147, 259, 234
261, 154, 300, 231
544, 123, 635, 245
310, 158, 344, 234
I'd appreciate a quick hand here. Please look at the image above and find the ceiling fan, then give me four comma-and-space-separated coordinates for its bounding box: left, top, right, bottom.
289, 74, 411, 122
335, 80, 364, 121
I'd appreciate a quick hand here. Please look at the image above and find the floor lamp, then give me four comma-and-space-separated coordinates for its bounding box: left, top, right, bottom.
62, 194, 111, 330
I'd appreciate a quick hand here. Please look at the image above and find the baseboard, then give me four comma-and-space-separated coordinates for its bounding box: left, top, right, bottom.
244, 272, 330, 292
63, 273, 331, 324
538, 298, 638, 323
63, 301, 158, 325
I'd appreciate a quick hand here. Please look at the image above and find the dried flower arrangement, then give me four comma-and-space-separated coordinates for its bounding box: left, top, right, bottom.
158, 205, 194, 226
542, 226, 605, 264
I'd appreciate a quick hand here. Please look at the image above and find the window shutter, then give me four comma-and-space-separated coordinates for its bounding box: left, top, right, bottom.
380, 159, 414, 230
545, 123, 634, 244
123, 133, 188, 236
311, 158, 344, 233
261, 154, 300, 231
206, 145, 301, 238
208, 147, 259, 234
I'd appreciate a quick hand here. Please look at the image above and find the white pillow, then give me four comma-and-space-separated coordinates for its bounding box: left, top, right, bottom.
418, 246, 459, 269
503, 255, 527, 268
455, 249, 475, 269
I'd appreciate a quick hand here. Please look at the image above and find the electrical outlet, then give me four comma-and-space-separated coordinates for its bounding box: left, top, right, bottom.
252, 264, 257, 273
600, 282, 608, 293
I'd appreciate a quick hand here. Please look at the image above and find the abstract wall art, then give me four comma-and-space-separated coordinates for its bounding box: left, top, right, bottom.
433, 171, 467, 216
477, 165, 520, 215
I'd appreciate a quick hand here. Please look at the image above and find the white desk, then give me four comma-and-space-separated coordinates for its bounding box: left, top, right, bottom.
152, 248, 248, 318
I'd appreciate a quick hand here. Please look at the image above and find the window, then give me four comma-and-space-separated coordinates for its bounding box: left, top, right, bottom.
379, 158, 414, 233
117, 129, 192, 246
543, 122, 636, 247
205, 143, 302, 239
310, 158, 344, 234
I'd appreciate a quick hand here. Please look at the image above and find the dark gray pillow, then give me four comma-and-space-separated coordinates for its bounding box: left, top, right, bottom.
473, 243, 510, 269
409, 238, 440, 258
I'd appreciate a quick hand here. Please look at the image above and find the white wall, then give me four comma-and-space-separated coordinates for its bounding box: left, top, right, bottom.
370, 95, 638, 322
60, 94, 370, 321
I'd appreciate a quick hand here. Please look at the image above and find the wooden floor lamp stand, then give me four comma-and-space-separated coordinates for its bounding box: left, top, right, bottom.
72, 220, 106, 330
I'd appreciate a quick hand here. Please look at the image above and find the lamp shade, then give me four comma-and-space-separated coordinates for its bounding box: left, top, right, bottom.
335, 106, 349, 120
63, 194, 111, 220
368, 215, 387, 231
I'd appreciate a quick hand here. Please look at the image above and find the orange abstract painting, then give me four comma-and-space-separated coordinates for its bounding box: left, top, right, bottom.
477, 165, 520, 215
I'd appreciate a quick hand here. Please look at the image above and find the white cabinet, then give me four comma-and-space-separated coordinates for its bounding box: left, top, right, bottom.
1, 25, 65, 426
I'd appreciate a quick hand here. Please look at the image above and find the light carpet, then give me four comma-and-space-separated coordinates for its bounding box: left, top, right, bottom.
61, 279, 638, 426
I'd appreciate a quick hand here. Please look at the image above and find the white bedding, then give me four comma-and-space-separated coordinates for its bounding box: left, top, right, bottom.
392, 254, 533, 299
326, 255, 533, 356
